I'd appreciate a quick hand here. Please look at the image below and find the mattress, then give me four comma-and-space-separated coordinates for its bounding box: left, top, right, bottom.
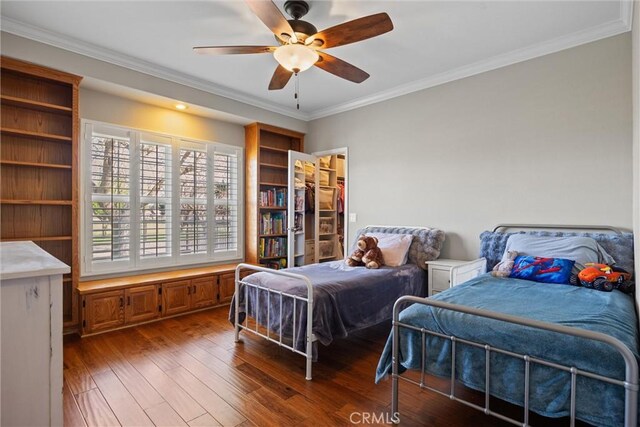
375, 274, 639, 426
230, 261, 426, 357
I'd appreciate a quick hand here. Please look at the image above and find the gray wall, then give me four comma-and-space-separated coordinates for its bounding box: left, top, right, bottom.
307, 34, 633, 260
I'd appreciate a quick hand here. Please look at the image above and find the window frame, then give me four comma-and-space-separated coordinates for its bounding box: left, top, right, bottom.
81, 120, 244, 277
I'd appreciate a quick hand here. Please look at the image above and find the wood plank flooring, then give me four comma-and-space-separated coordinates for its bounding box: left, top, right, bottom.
64, 306, 581, 426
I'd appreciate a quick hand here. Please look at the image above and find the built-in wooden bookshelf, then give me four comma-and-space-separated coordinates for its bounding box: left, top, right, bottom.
245, 123, 304, 268
0, 57, 81, 330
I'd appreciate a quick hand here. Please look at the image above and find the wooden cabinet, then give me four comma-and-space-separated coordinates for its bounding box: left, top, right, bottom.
245, 123, 304, 268
79, 264, 243, 336
83, 290, 125, 333
125, 285, 159, 324
218, 272, 236, 304
192, 277, 217, 309
162, 280, 192, 316
0, 57, 82, 332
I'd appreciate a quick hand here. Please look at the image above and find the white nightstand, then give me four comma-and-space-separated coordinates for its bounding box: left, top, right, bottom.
426, 258, 487, 296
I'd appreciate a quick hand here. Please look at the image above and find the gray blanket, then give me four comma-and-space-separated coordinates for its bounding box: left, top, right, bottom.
229, 261, 426, 358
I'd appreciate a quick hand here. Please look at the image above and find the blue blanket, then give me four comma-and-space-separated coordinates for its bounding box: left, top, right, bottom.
230, 261, 426, 358
375, 274, 639, 426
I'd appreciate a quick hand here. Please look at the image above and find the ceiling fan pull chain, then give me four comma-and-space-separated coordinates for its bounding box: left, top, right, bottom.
295, 71, 300, 110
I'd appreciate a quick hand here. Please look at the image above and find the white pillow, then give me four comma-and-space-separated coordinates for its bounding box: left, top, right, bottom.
368, 233, 413, 267
501, 234, 615, 270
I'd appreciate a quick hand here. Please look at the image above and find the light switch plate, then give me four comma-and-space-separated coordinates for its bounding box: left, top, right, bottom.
349, 213, 357, 223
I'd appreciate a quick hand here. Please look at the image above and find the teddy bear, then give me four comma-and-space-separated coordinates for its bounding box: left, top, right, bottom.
346, 234, 385, 269
491, 250, 518, 277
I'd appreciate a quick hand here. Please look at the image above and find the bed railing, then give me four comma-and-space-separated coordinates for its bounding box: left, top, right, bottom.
391, 295, 639, 427
234, 263, 316, 380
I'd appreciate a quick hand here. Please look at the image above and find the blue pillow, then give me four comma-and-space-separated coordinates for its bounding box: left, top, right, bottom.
509, 256, 575, 284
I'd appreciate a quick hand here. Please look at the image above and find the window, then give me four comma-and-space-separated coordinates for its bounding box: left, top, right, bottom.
179, 145, 208, 255
140, 134, 172, 260
90, 128, 131, 266
83, 121, 243, 275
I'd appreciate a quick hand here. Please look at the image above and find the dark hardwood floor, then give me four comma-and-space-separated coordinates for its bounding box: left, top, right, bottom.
63, 306, 566, 426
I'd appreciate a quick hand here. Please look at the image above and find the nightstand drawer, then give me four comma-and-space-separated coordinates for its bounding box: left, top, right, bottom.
431, 268, 451, 292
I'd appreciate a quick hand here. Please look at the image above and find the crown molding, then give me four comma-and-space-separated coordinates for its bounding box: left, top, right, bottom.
620, 0, 634, 30
0, 16, 311, 121
2, 0, 633, 123
308, 16, 631, 120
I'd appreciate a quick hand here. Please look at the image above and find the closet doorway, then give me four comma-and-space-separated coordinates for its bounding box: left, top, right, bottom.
287, 148, 348, 267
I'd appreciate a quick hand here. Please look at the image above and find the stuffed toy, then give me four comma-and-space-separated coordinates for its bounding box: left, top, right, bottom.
492, 250, 518, 277
346, 234, 385, 269
577, 263, 634, 293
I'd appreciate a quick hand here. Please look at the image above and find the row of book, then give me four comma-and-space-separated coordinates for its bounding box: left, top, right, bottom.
259, 237, 287, 258
259, 188, 286, 207
260, 212, 287, 235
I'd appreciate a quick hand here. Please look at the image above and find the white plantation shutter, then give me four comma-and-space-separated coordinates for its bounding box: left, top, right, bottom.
179, 143, 208, 256
212, 148, 239, 254
90, 128, 131, 265
140, 134, 172, 260
83, 121, 243, 275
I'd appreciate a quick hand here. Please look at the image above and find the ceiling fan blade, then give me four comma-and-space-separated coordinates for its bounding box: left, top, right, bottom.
314, 52, 369, 83
306, 13, 393, 49
268, 65, 293, 90
193, 46, 276, 55
245, 0, 295, 41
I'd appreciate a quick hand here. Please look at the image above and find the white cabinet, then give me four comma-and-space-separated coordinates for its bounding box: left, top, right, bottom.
0, 241, 69, 427
426, 258, 487, 296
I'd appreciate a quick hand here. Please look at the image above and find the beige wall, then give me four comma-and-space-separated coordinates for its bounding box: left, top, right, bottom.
307, 34, 633, 260
0, 32, 308, 134
80, 88, 244, 147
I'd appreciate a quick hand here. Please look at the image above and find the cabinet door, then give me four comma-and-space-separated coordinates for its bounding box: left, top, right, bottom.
431, 268, 451, 293
162, 280, 191, 316
84, 290, 125, 333
125, 285, 159, 324
191, 277, 216, 309
218, 272, 236, 305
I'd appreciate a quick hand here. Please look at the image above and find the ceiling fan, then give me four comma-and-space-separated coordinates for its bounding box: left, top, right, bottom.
193, 0, 393, 93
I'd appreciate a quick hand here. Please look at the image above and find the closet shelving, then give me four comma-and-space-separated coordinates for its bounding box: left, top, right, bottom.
245, 123, 304, 269
336, 154, 346, 257
317, 156, 339, 263
0, 57, 81, 330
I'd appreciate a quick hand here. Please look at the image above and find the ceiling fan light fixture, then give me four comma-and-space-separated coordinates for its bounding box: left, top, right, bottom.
273, 43, 318, 73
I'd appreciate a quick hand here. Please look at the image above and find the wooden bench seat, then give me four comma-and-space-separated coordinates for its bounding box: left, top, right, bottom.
78, 263, 251, 336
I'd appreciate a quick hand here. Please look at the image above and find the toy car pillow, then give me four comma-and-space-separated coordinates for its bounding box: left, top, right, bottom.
509, 256, 574, 284
577, 263, 634, 293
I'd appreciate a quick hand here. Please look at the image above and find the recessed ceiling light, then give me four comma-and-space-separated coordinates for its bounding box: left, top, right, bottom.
175, 103, 188, 110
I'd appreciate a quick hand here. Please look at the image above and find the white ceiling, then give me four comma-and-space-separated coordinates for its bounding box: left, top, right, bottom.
1, 1, 632, 120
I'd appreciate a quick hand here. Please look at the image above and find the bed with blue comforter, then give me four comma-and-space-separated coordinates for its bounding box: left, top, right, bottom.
375, 274, 639, 427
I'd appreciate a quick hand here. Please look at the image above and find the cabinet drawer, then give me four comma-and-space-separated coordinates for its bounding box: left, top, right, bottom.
431, 268, 451, 292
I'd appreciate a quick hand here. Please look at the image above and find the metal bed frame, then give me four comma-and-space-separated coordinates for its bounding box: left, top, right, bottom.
233, 225, 438, 381
390, 224, 638, 426
234, 263, 316, 380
